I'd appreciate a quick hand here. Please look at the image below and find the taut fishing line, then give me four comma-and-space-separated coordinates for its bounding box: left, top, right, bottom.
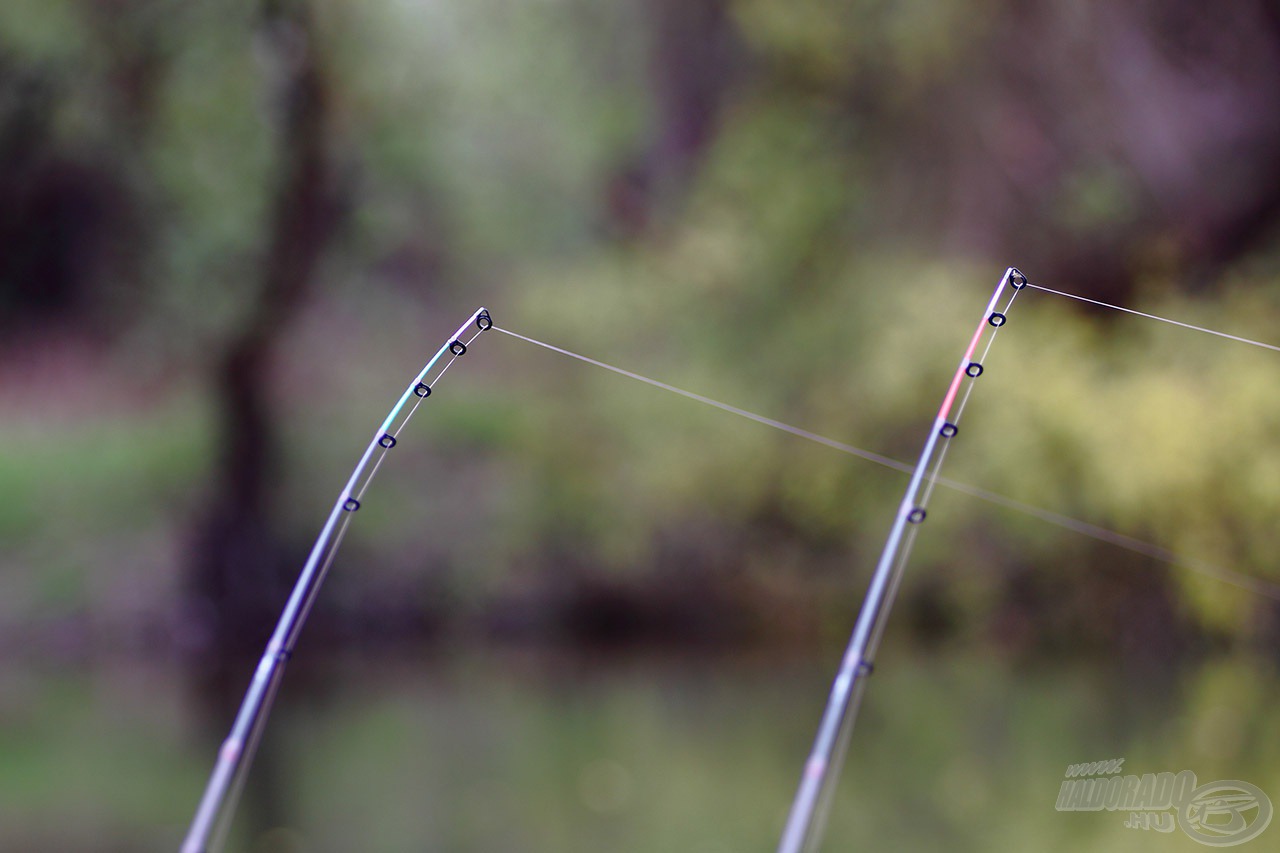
1026, 283, 1280, 354
490, 319, 1280, 603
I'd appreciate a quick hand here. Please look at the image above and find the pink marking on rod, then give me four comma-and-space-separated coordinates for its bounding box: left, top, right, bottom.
936, 322, 987, 420
219, 739, 242, 763
936, 273, 1011, 420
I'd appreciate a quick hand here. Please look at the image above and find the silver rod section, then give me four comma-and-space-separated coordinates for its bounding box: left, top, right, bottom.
776, 271, 1015, 853
181, 307, 491, 853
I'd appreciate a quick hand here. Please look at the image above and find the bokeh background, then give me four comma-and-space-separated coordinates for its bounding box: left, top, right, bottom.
3, 1, 1280, 850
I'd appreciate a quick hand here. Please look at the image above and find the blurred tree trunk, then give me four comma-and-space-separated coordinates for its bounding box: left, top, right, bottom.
188, 0, 338, 659
183, 0, 339, 842
646, 0, 737, 185
605, 0, 738, 236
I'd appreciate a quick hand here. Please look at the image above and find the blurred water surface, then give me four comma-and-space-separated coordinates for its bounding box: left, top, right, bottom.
1, 645, 1276, 852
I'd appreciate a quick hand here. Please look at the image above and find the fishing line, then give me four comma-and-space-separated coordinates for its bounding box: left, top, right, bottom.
490, 326, 917, 476
182, 308, 493, 853
1026, 283, 1280, 354
491, 317, 1280, 602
